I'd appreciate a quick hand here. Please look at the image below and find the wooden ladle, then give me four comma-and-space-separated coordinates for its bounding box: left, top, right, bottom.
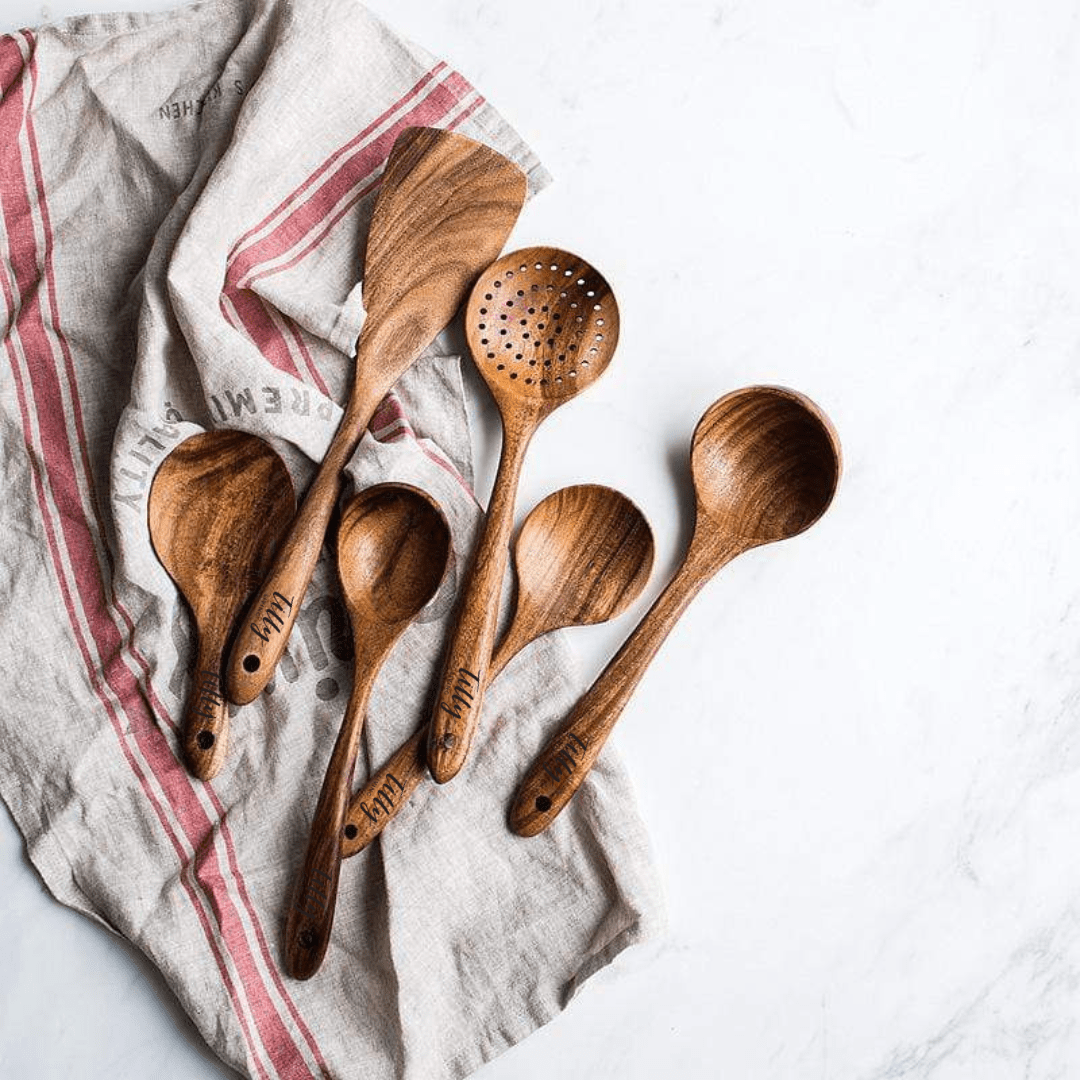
428, 247, 620, 783
284, 483, 450, 980
340, 484, 654, 856
148, 431, 295, 780
226, 126, 526, 706
509, 386, 842, 836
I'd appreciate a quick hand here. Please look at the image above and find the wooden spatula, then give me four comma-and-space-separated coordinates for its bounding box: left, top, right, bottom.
226, 126, 527, 705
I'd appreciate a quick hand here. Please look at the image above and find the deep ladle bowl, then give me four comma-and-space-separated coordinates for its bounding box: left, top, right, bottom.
690, 385, 841, 543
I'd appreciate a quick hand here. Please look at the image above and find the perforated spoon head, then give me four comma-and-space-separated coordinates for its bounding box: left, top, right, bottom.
337, 484, 451, 632
465, 246, 619, 414
690, 386, 841, 551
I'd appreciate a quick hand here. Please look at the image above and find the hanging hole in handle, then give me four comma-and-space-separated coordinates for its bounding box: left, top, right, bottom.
196, 730, 215, 750
535, 795, 552, 812
343, 823, 358, 840
298, 929, 318, 950
242, 654, 260, 673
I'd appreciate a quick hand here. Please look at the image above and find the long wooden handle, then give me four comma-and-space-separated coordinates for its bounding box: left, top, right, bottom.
508, 557, 716, 836
182, 635, 230, 780
283, 650, 377, 979
225, 398, 371, 705
427, 421, 533, 783
341, 624, 522, 855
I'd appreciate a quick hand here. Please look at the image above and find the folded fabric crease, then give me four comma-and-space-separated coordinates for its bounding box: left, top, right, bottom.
0, 2, 662, 1077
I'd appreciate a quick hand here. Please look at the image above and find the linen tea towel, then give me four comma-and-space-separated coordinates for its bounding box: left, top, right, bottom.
0, 1, 663, 1077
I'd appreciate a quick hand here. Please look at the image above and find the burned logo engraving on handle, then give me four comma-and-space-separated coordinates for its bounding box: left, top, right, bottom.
438, 667, 479, 722
543, 732, 590, 786
293, 866, 333, 924
192, 669, 224, 720
357, 773, 406, 824
250, 591, 293, 643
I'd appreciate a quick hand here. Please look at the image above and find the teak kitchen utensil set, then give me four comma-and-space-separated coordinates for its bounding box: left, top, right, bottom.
148, 125, 841, 980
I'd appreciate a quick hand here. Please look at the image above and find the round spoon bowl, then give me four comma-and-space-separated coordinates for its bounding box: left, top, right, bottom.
338, 484, 451, 623
691, 386, 841, 545
511, 484, 654, 633
465, 246, 619, 407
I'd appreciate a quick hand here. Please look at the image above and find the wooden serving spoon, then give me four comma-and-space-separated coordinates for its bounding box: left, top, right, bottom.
148, 430, 295, 780
226, 126, 526, 706
340, 484, 654, 856
427, 247, 620, 784
284, 483, 450, 980
509, 386, 842, 836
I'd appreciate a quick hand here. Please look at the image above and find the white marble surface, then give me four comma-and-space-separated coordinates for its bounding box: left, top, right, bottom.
4, 0, 1080, 1076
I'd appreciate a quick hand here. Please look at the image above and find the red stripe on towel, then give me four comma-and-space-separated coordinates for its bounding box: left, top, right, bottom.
0, 43, 279, 1079
221, 68, 482, 421
222, 64, 468, 392
228, 62, 446, 260
1, 31, 326, 1080
230, 71, 479, 293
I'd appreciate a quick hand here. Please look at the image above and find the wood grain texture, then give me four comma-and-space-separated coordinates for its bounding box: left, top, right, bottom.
340, 484, 653, 855
148, 431, 294, 780
283, 484, 450, 980
225, 126, 526, 705
509, 386, 842, 836
427, 248, 620, 784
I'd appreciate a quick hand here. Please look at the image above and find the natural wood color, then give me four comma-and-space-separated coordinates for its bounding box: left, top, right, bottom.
341, 484, 654, 855
509, 386, 842, 836
148, 431, 295, 780
225, 126, 526, 705
283, 484, 450, 980
427, 248, 620, 784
